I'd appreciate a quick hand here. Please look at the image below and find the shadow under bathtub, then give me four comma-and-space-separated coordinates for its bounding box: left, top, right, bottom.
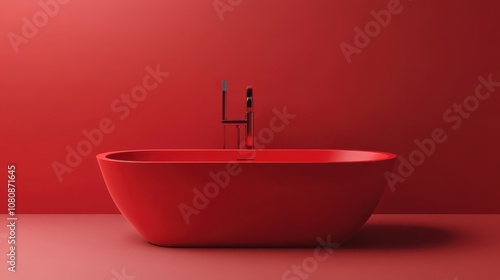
341, 224, 460, 250
124, 224, 462, 250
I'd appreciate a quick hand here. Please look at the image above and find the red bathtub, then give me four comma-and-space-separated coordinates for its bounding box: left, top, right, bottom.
97, 149, 396, 247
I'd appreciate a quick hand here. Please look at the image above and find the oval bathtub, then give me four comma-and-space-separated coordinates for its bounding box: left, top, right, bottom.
97, 149, 396, 247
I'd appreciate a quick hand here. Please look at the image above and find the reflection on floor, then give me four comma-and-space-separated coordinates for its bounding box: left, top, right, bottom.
0, 214, 498, 280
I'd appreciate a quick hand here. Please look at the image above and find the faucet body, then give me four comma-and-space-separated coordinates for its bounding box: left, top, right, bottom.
222, 80, 254, 149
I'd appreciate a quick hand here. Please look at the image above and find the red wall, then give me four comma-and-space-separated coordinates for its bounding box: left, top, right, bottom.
1, 0, 499, 214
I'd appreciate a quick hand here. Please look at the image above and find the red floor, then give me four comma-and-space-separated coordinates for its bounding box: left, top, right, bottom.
1, 214, 498, 279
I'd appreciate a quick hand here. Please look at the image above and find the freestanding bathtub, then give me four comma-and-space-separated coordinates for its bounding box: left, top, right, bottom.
97, 149, 396, 247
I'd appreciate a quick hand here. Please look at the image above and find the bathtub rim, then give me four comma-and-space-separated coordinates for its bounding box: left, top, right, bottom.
96, 149, 397, 164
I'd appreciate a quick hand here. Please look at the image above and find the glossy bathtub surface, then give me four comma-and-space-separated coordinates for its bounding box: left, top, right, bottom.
97, 149, 396, 247
104, 149, 394, 162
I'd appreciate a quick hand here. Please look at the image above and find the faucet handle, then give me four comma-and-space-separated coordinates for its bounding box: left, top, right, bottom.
246, 86, 253, 108
222, 80, 228, 92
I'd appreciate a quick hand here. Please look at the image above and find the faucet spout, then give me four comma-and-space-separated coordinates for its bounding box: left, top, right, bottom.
246, 86, 254, 149
221, 80, 255, 149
